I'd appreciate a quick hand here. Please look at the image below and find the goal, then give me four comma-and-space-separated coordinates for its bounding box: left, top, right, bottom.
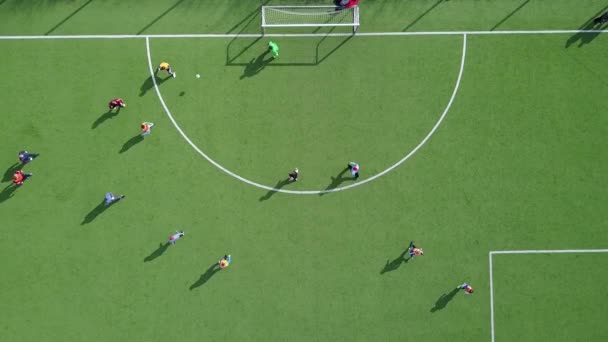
261, 5, 360, 34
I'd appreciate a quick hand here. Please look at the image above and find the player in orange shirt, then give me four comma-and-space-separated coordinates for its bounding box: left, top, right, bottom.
141, 122, 155, 136
156, 62, 176, 78
219, 254, 231, 269
12, 170, 32, 186
407, 241, 424, 259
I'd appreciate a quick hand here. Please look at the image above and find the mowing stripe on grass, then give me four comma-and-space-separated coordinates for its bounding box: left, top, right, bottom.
0, 29, 606, 40
488, 249, 608, 342
146, 34, 467, 194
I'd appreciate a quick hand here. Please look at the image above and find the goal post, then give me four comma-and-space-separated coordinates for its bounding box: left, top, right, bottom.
261, 5, 360, 34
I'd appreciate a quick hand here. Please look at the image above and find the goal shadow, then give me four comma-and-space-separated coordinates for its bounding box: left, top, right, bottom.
225, 31, 354, 68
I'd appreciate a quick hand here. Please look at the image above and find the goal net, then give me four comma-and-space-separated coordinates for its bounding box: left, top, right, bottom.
261, 5, 360, 33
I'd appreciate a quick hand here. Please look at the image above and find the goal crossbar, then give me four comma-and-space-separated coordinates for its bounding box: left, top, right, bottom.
262, 5, 360, 33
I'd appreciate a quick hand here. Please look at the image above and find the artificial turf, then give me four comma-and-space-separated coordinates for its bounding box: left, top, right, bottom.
1, 1, 607, 342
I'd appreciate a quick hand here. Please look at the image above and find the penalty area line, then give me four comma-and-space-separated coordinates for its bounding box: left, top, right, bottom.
144, 37, 288, 194
145, 34, 467, 194
490, 249, 608, 255
489, 248, 608, 342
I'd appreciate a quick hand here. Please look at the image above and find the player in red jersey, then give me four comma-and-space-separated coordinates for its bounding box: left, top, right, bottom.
12, 170, 32, 186
458, 283, 474, 294
108, 98, 126, 111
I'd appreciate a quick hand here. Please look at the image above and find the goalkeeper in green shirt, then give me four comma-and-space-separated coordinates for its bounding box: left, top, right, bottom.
268, 41, 279, 58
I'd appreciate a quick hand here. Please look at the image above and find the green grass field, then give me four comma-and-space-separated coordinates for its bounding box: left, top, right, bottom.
492, 253, 608, 341
1, 1, 608, 341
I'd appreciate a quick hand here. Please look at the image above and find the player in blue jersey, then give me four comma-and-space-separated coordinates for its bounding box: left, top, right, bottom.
458, 283, 474, 294
18, 150, 39, 164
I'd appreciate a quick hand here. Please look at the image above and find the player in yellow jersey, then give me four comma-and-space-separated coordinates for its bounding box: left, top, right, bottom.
219, 254, 231, 269
156, 62, 176, 78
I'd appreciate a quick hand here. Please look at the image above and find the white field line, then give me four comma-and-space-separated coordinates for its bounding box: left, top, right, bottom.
145, 34, 467, 194
489, 252, 496, 342
491, 249, 608, 255
489, 249, 608, 342
0, 29, 607, 40
145, 37, 289, 193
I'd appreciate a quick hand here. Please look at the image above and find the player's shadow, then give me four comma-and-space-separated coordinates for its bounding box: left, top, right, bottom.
144, 242, 170, 262
566, 6, 608, 48
2, 163, 21, 183
119, 134, 144, 153
227, 30, 352, 70
566, 21, 607, 48
140, 75, 169, 97
92, 109, 120, 129
81, 201, 110, 225
319, 166, 353, 196
380, 251, 409, 274
259, 179, 290, 201
430, 288, 459, 312
0, 184, 18, 204
189, 263, 221, 290
240, 50, 273, 79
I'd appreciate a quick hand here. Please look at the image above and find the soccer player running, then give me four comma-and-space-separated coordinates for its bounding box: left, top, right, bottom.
219, 254, 232, 269
141, 122, 155, 136
12, 170, 32, 186
156, 61, 176, 78
168, 231, 185, 245
458, 283, 474, 295
288, 168, 299, 182
268, 41, 279, 59
348, 162, 360, 179
18, 150, 39, 165
407, 241, 424, 259
108, 98, 126, 111
104, 192, 125, 206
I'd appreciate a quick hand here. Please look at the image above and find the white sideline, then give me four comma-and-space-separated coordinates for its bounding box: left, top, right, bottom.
145, 34, 467, 194
0, 29, 606, 39
488, 249, 608, 342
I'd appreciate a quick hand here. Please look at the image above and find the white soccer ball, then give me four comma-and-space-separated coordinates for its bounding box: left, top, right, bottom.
195, 74, 201, 78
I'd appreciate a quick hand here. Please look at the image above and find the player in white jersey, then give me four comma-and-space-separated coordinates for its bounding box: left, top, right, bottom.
168, 230, 184, 245
348, 162, 360, 179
